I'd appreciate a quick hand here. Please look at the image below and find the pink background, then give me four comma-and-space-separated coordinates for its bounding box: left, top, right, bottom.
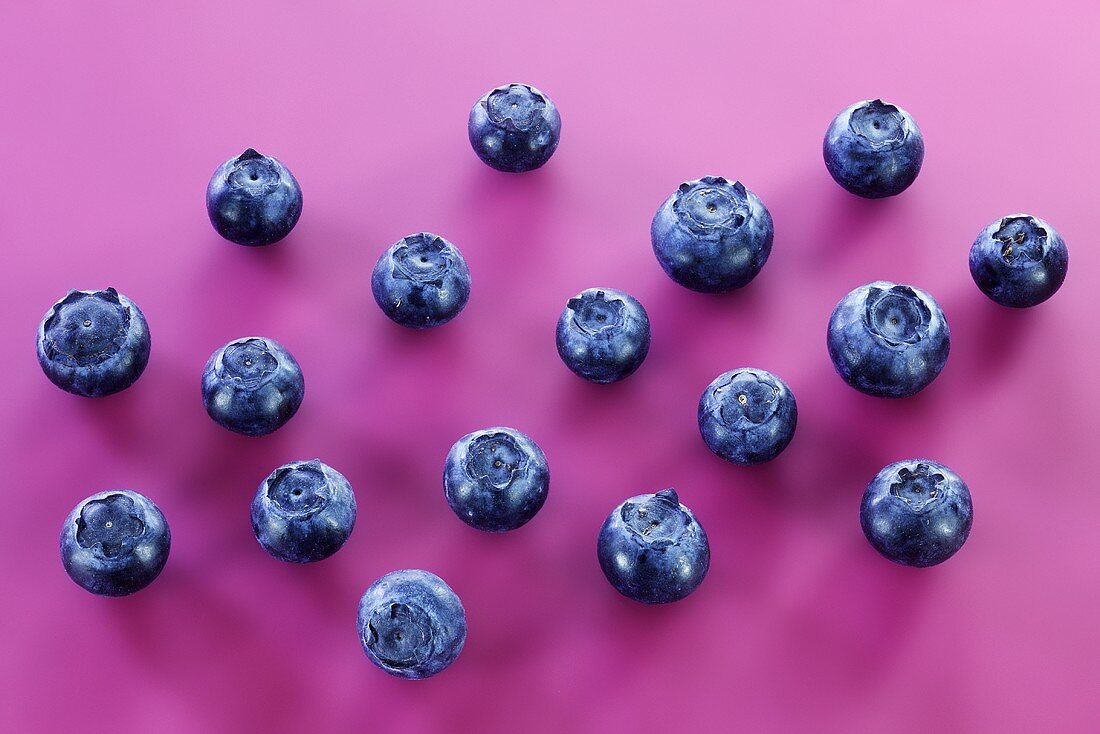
1, 2, 1097, 731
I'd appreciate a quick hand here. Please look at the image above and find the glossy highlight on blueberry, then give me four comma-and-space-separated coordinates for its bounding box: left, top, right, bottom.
371, 232, 471, 329
251, 460, 356, 563
597, 488, 710, 604
357, 569, 467, 679
651, 176, 774, 292
827, 281, 950, 398
36, 288, 150, 397
60, 489, 170, 596
201, 336, 304, 436
823, 99, 924, 198
206, 148, 302, 246
698, 368, 797, 464
444, 427, 550, 532
556, 287, 650, 383
969, 214, 1068, 308
468, 83, 561, 173
861, 459, 973, 567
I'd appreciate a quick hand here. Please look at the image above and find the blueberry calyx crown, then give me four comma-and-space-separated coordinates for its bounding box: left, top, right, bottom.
673, 176, 750, 235
265, 461, 330, 518
391, 234, 455, 286
993, 216, 1047, 265
365, 602, 433, 670
566, 290, 626, 335
889, 463, 946, 513
465, 433, 529, 490
710, 371, 781, 426
75, 493, 145, 559
218, 338, 279, 389
848, 100, 907, 149
863, 285, 931, 347
41, 288, 131, 367
228, 149, 280, 192
485, 84, 547, 132
621, 489, 689, 548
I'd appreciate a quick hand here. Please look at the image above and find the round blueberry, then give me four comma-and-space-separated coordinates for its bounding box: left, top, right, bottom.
60, 489, 170, 597
201, 336, 304, 436
651, 176, 774, 293
861, 459, 973, 567
969, 214, 1068, 308
251, 460, 356, 563
823, 99, 924, 199
357, 569, 467, 680
556, 287, 651, 384
698, 368, 797, 465
444, 427, 549, 532
827, 281, 950, 398
468, 83, 561, 173
597, 488, 710, 604
36, 288, 151, 398
206, 148, 302, 246
371, 232, 471, 329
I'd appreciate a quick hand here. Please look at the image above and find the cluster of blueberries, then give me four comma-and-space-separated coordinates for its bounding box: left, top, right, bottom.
41, 84, 1069, 680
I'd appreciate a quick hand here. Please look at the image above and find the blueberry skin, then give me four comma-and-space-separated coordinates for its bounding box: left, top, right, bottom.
597, 488, 710, 604
651, 176, 774, 293
827, 281, 950, 398
60, 489, 170, 597
357, 569, 467, 680
556, 288, 651, 384
444, 427, 550, 532
698, 368, 797, 465
468, 83, 561, 173
371, 233, 471, 329
201, 336, 304, 436
251, 460, 356, 563
969, 214, 1068, 308
861, 459, 973, 568
206, 148, 302, 246
36, 288, 150, 397
823, 99, 924, 199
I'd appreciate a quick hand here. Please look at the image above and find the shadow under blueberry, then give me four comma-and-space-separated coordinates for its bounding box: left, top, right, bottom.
942, 292, 1039, 395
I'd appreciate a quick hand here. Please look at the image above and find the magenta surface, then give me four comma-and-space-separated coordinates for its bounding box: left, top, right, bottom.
1, 3, 1097, 732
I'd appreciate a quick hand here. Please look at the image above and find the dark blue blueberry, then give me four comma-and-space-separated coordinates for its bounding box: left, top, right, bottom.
556, 288, 650, 384
60, 489, 170, 596
823, 99, 924, 198
827, 281, 950, 398
206, 148, 302, 246
651, 176, 774, 293
969, 214, 1068, 308
357, 569, 467, 679
698, 368, 797, 465
251, 460, 356, 563
371, 232, 471, 329
468, 83, 561, 173
201, 336, 304, 436
36, 288, 150, 397
597, 488, 710, 604
861, 459, 973, 567
444, 427, 549, 532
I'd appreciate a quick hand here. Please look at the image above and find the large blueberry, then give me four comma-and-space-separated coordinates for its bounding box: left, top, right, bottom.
206, 148, 302, 246
698, 368, 797, 465
969, 214, 1068, 308
251, 460, 356, 563
651, 176, 774, 293
556, 288, 650, 384
201, 336, 304, 436
444, 427, 549, 532
36, 288, 150, 397
861, 459, 973, 567
357, 569, 467, 679
60, 489, 170, 596
827, 281, 950, 398
371, 232, 471, 329
597, 488, 710, 604
823, 99, 924, 198
468, 83, 561, 173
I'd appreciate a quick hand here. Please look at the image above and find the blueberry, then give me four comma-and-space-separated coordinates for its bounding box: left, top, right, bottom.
827, 281, 950, 398
251, 460, 356, 563
823, 99, 924, 198
60, 489, 170, 596
36, 288, 151, 397
357, 569, 467, 679
201, 336, 304, 436
969, 214, 1068, 308
444, 427, 549, 532
371, 232, 471, 329
698, 368, 797, 465
468, 83, 561, 173
556, 288, 651, 383
861, 459, 973, 567
206, 148, 302, 246
597, 488, 710, 604
651, 176, 774, 293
